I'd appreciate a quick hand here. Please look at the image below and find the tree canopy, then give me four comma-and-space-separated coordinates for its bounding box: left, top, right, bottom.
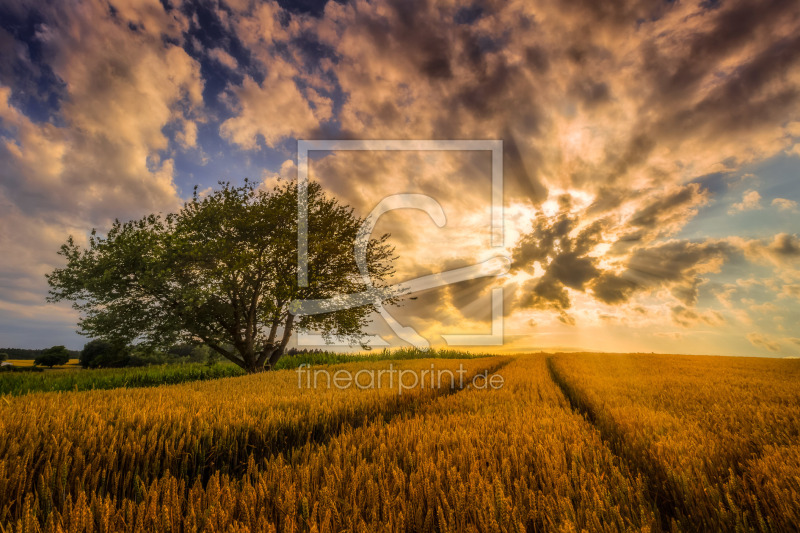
47, 181, 397, 372
34, 346, 71, 368
79, 339, 130, 368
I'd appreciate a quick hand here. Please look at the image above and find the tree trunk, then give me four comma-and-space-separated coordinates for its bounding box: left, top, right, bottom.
266, 313, 295, 370
266, 347, 283, 369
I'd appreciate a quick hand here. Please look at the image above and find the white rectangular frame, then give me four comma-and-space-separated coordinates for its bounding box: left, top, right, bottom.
297, 139, 503, 286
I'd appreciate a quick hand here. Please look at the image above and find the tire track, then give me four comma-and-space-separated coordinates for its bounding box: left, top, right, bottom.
545, 356, 686, 533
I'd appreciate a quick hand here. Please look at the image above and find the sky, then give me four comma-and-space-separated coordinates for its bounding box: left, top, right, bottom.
0, 0, 799, 356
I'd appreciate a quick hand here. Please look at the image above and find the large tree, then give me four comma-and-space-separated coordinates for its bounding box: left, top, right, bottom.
47, 181, 397, 372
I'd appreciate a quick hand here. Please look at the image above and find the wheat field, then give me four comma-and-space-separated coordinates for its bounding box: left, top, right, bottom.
1, 353, 798, 532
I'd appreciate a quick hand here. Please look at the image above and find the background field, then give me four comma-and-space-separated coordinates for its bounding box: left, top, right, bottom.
1, 352, 798, 532
0, 349, 485, 396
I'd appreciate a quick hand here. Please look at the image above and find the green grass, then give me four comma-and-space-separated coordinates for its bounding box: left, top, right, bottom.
0, 348, 486, 395
273, 347, 487, 369
0, 362, 245, 396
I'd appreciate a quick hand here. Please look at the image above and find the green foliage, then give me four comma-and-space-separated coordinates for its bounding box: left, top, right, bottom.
1, 348, 480, 393
167, 343, 196, 358
33, 345, 71, 368
0, 352, 7, 362
82, 339, 203, 369
0, 362, 244, 395
191, 344, 221, 367
47, 181, 398, 373
81, 341, 228, 369
80, 339, 121, 368
92, 351, 131, 368
0, 347, 80, 360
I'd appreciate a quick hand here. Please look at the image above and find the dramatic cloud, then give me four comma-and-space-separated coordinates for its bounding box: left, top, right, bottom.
0, 0, 203, 328
0, 0, 799, 354
220, 65, 331, 149
593, 240, 736, 306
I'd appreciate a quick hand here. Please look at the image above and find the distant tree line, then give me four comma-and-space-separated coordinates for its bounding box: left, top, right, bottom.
0, 342, 221, 370
0, 347, 80, 360
285, 347, 327, 356
1, 345, 72, 370
79, 340, 219, 369
1, 342, 321, 370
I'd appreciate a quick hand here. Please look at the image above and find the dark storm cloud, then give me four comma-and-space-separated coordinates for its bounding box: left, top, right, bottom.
630, 1, 800, 178
590, 272, 639, 305
361, 0, 455, 82
568, 78, 611, 108
554, 0, 670, 27
518, 275, 571, 313
0, 6, 67, 124
298, 0, 553, 203
601, 132, 657, 186
512, 204, 607, 311
628, 184, 707, 229
657, 33, 800, 142
586, 186, 638, 216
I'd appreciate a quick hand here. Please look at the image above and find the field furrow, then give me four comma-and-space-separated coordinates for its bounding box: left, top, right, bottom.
548, 353, 800, 532
4, 356, 661, 533
0, 357, 504, 529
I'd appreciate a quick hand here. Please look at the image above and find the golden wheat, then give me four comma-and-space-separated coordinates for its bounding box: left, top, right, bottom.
0, 358, 501, 531
3, 353, 797, 532
549, 353, 800, 532
2, 356, 663, 532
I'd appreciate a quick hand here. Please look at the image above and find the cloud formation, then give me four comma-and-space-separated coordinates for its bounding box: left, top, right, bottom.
0, 0, 799, 354
731, 190, 763, 212
773, 198, 798, 211
747, 332, 782, 353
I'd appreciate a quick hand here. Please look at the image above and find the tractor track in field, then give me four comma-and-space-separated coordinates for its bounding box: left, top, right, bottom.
545, 356, 688, 533
77, 357, 514, 506
262, 355, 514, 462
